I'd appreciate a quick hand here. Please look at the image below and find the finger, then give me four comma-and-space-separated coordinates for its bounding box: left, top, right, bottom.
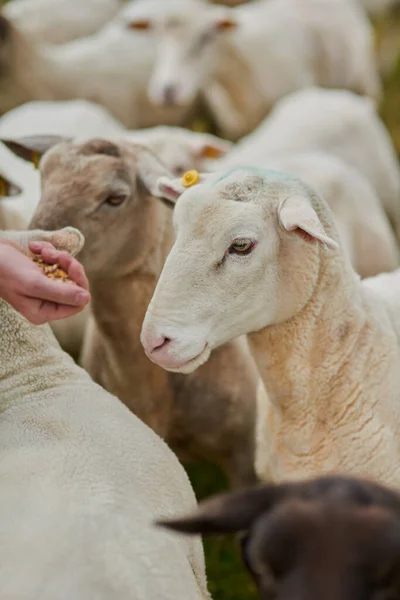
29, 241, 56, 255
20, 298, 87, 325
55, 251, 89, 291
26, 275, 90, 307
36, 246, 66, 265
66, 259, 89, 290
37, 300, 87, 322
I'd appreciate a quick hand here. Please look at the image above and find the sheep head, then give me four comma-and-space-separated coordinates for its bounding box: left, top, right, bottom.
3, 135, 179, 277
158, 475, 400, 600
141, 167, 339, 374
124, 0, 238, 108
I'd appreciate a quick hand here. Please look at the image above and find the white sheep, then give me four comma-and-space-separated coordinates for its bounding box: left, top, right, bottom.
3, 0, 123, 44
0, 226, 211, 600
125, 0, 381, 139
224, 87, 400, 237
141, 166, 400, 486
0, 8, 193, 128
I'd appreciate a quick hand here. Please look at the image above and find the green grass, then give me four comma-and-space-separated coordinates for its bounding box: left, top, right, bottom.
186, 462, 258, 600
377, 11, 400, 154
381, 56, 400, 156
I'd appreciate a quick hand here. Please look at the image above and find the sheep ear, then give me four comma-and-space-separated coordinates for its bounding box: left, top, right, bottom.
127, 19, 152, 31
279, 195, 338, 250
136, 146, 180, 207
156, 483, 294, 535
0, 173, 22, 197
214, 15, 237, 32
1, 135, 69, 168
152, 176, 185, 208
192, 136, 233, 160
152, 172, 213, 208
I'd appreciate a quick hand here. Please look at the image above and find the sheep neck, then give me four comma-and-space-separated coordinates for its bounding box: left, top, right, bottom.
81, 205, 175, 436
8, 27, 81, 103
247, 247, 369, 455
208, 37, 268, 136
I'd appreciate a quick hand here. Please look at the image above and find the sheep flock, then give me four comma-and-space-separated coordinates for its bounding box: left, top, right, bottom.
0, 0, 400, 599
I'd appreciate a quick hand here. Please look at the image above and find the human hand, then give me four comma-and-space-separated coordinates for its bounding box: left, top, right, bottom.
0, 240, 90, 325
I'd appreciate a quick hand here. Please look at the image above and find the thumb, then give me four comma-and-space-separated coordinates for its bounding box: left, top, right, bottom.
0, 227, 85, 257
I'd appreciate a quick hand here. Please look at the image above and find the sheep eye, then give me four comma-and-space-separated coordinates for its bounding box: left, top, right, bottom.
104, 195, 126, 207
173, 165, 187, 177
228, 239, 255, 256
0, 177, 9, 197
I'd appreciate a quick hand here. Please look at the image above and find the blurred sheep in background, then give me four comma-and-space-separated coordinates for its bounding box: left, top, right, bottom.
127, 0, 380, 139
0, 0, 399, 598
3, 0, 124, 43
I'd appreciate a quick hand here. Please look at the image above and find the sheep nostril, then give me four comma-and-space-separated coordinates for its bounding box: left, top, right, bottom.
163, 85, 177, 106
152, 336, 171, 353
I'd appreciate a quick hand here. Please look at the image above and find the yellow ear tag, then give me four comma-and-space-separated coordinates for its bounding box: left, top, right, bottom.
32, 152, 40, 170
0, 178, 8, 197
181, 170, 200, 188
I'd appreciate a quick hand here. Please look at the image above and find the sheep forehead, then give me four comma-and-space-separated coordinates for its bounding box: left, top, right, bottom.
121, 0, 208, 25
163, 9, 211, 33
41, 144, 129, 192
178, 167, 302, 210
151, 136, 189, 158
173, 171, 288, 240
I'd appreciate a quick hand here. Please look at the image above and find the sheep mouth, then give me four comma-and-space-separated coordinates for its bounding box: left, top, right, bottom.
169, 343, 211, 374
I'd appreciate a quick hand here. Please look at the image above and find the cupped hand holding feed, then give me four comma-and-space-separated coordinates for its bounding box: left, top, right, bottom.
0, 240, 90, 325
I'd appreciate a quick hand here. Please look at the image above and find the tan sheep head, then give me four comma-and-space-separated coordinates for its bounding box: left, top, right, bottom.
2, 135, 173, 278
